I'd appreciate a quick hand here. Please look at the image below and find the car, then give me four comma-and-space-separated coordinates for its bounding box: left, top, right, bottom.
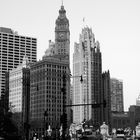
82, 128, 96, 138
116, 128, 125, 138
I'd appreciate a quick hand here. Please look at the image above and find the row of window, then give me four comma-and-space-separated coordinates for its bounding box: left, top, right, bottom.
9, 96, 22, 102
0, 39, 36, 44
1, 51, 36, 55
0, 33, 36, 41
1, 49, 36, 54
31, 65, 67, 70
1, 44, 36, 49
30, 108, 62, 114
31, 75, 64, 82
1, 54, 36, 59
1, 38, 36, 42
0, 43, 36, 47
0, 46, 36, 51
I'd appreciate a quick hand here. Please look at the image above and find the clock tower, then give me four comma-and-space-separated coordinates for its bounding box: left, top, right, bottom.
55, 4, 70, 61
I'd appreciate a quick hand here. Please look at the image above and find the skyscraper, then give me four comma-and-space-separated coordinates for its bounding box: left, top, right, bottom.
136, 94, 140, 106
0, 27, 37, 96
29, 4, 70, 138
102, 71, 111, 129
73, 27, 103, 125
110, 78, 124, 112
7, 56, 30, 138
29, 56, 70, 138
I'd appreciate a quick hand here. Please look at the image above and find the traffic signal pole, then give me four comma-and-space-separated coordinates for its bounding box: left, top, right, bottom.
64, 101, 106, 108
61, 73, 83, 140
61, 73, 106, 139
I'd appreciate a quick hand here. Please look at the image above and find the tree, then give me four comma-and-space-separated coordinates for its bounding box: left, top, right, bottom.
0, 98, 19, 139
0, 111, 19, 137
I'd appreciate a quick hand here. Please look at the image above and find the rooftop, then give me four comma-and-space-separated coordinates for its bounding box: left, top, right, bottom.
0, 27, 14, 34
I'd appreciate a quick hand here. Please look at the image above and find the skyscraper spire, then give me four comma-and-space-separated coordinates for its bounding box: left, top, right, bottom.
61, 0, 63, 6
83, 17, 85, 23
58, 0, 66, 16
83, 17, 86, 27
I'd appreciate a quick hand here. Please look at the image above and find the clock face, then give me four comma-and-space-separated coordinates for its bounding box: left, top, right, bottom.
59, 33, 65, 39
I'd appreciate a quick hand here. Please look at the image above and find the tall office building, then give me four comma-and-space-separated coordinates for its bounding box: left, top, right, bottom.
110, 78, 124, 112
129, 105, 140, 130
0, 27, 37, 96
29, 4, 70, 138
29, 56, 70, 137
136, 94, 140, 106
73, 27, 104, 125
102, 71, 111, 129
6, 56, 30, 137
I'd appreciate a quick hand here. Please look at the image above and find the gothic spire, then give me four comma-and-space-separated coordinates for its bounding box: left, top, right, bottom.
61, 0, 63, 6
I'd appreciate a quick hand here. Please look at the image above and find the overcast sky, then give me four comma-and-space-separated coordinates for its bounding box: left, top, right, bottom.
0, 0, 140, 111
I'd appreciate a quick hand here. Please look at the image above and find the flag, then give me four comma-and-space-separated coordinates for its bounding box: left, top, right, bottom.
83, 17, 85, 23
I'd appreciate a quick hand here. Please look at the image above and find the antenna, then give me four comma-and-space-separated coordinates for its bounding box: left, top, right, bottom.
83, 17, 86, 27
62, 0, 63, 6
83, 17, 85, 23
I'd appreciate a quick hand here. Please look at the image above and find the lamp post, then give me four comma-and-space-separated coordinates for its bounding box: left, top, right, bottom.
44, 96, 58, 139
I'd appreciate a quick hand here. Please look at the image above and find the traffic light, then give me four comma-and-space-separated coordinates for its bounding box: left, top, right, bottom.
80, 75, 83, 83
44, 111, 48, 117
60, 114, 63, 124
92, 103, 100, 108
103, 100, 106, 108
